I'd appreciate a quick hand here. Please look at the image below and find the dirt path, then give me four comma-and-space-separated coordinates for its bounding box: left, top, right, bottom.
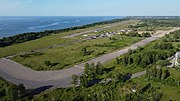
0, 28, 179, 89
131, 71, 146, 78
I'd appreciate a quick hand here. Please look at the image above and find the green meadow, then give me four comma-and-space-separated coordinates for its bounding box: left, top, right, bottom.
12, 35, 142, 70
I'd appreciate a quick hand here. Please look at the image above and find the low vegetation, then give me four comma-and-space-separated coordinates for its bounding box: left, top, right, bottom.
0, 78, 27, 101
12, 35, 142, 70
129, 19, 180, 31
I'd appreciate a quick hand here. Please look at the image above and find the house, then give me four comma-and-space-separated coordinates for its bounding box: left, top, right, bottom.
175, 52, 180, 67
131, 85, 136, 93
91, 36, 97, 39
119, 30, 133, 35
138, 31, 154, 35
83, 34, 88, 37
119, 30, 127, 34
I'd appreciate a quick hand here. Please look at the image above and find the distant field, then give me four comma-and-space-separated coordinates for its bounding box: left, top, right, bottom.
12, 36, 142, 70
0, 20, 139, 58
137, 26, 172, 31
103, 20, 139, 32
0, 35, 75, 57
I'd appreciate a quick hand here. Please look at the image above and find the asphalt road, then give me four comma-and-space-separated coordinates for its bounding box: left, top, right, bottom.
0, 28, 179, 89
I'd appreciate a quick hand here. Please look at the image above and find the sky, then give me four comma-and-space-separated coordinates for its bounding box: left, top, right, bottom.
0, 0, 179, 16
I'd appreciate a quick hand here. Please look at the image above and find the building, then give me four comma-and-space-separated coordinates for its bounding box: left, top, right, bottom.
131, 85, 136, 93
175, 52, 180, 67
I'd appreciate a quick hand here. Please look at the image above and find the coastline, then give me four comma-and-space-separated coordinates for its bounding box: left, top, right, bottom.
0, 17, 126, 47
0, 16, 124, 38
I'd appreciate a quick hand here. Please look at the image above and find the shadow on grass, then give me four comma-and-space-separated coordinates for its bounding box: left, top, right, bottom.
88, 79, 102, 87
26, 85, 53, 99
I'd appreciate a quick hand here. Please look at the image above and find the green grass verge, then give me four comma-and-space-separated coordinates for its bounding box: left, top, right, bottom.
12, 36, 142, 70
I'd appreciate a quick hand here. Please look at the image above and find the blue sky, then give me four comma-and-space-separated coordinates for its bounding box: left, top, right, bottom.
0, 0, 179, 16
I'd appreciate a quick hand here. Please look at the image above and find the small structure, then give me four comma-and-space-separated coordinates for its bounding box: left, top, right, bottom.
138, 31, 154, 35
118, 30, 133, 35
131, 85, 136, 93
175, 52, 180, 67
83, 34, 88, 37
119, 30, 127, 34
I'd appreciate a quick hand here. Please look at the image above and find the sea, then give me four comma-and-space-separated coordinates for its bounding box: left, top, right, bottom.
0, 16, 122, 38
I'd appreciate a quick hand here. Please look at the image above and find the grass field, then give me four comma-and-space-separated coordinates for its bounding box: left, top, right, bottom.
132, 75, 180, 101
102, 20, 139, 32
0, 20, 139, 58
137, 26, 172, 31
0, 35, 76, 57
12, 35, 142, 70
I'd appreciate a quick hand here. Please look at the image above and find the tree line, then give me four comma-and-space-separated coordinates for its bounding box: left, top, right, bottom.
116, 49, 174, 68
146, 65, 180, 87
72, 62, 104, 87
0, 78, 26, 101
129, 19, 180, 29
163, 30, 180, 42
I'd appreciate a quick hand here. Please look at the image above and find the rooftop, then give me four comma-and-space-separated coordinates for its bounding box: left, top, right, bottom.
175, 52, 180, 59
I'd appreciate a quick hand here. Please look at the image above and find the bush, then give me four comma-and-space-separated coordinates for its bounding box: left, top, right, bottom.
157, 60, 169, 67
44, 61, 51, 66
153, 42, 174, 50
142, 32, 151, 37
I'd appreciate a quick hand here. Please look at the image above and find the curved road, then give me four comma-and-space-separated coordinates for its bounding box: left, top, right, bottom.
0, 28, 179, 89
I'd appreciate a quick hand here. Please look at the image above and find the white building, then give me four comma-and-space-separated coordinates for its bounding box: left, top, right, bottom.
175, 52, 180, 67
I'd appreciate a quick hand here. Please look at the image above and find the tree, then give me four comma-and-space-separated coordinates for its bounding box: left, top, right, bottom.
128, 49, 134, 55
71, 75, 79, 86
0, 88, 5, 97
157, 68, 162, 79
116, 57, 120, 65
157, 60, 169, 67
7, 84, 18, 101
96, 61, 103, 75
133, 55, 141, 65
80, 75, 88, 87
89, 63, 96, 79
17, 84, 26, 97
44, 61, 51, 66
81, 47, 87, 56
153, 42, 174, 50
142, 32, 151, 37
162, 69, 170, 79
84, 63, 90, 75
122, 55, 129, 66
